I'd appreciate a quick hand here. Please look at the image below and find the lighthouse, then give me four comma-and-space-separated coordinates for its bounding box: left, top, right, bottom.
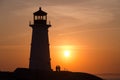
29, 7, 51, 71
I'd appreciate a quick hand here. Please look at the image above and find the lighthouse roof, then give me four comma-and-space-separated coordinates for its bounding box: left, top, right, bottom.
34, 7, 47, 16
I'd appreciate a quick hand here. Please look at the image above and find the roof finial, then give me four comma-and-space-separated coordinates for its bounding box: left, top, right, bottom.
39, 7, 41, 10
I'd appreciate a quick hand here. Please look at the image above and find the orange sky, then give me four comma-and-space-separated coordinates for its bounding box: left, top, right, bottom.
0, 0, 120, 74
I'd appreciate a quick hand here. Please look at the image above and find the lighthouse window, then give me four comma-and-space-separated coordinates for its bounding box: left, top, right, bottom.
35, 16, 37, 20
43, 16, 46, 20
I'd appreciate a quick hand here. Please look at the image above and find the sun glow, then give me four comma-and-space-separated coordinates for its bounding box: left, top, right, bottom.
64, 50, 70, 57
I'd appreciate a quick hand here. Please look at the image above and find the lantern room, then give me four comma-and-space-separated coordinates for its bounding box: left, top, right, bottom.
33, 7, 47, 24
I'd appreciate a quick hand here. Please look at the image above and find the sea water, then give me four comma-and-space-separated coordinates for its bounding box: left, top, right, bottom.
98, 74, 120, 80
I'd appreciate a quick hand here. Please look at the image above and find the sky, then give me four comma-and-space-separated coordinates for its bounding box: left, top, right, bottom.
0, 0, 120, 74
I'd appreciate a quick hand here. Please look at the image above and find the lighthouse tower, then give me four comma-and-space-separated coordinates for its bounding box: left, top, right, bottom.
29, 7, 51, 71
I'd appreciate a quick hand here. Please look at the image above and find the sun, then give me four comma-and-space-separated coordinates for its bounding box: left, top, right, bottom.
64, 50, 70, 57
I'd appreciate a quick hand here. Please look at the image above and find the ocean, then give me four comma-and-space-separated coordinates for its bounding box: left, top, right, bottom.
97, 74, 120, 80
104, 78, 120, 80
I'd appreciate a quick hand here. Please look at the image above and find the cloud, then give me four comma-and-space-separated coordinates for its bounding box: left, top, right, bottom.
0, 0, 40, 12
0, 0, 120, 30
38, 0, 87, 6
0, 0, 4, 5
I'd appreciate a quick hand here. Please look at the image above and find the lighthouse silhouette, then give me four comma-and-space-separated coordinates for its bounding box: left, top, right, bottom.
29, 7, 51, 71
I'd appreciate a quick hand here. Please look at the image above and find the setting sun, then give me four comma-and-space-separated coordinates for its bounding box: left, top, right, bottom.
64, 50, 70, 57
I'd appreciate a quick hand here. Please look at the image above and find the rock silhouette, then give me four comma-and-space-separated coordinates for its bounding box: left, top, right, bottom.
0, 68, 103, 80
